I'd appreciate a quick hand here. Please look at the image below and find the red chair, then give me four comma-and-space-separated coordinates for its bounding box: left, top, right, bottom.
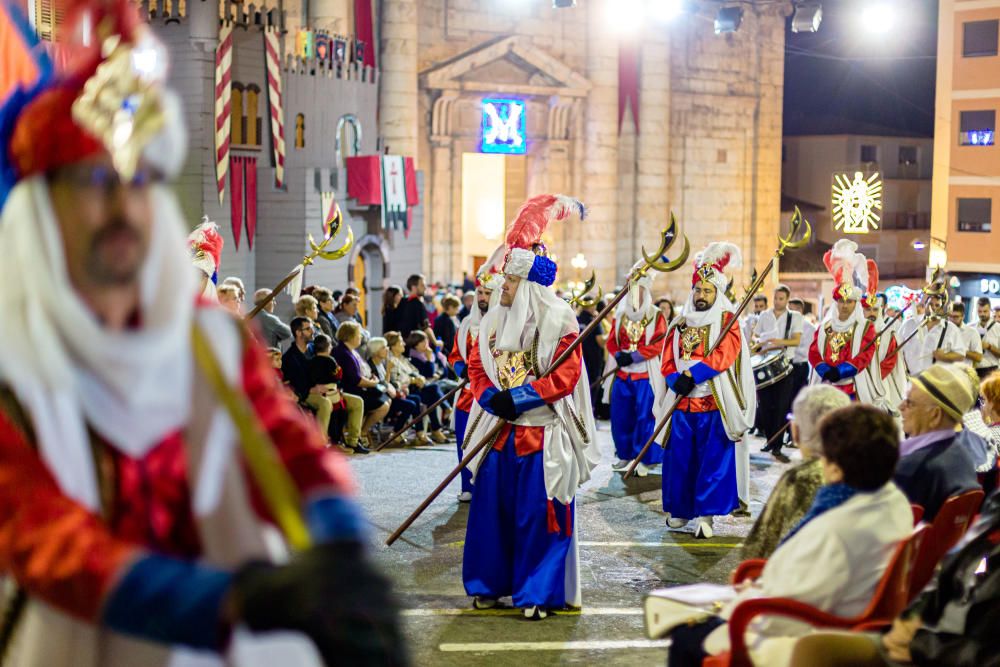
909, 488, 984, 594
703, 525, 928, 667
911, 504, 924, 525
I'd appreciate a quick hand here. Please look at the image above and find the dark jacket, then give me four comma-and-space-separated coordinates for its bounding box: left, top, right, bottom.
432, 315, 458, 362
309, 355, 342, 387
382, 306, 400, 335
316, 311, 338, 339
908, 489, 1000, 666
281, 344, 313, 402
396, 296, 428, 338
894, 434, 980, 521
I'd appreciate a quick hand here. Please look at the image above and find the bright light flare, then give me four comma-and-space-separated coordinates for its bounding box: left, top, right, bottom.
861, 3, 894, 34
649, 0, 684, 23
607, 0, 645, 34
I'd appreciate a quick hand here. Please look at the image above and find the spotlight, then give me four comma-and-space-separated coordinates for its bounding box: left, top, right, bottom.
714, 5, 743, 34
861, 3, 893, 34
791, 2, 822, 33
608, 0, 645, 34
553, 0, 576, 7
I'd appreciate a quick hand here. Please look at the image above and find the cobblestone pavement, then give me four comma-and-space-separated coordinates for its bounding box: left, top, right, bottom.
351, 421, 795, 666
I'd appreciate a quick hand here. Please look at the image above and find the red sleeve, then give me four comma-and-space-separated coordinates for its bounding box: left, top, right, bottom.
661, 327, 678, 377
845, 321, 877, 371
529, 333, 582, 402
636, 313, 668, 361
468, 335, 497, 402
241, 334, 355, 501
448, 333, 465, 366
701, 313, 742, 372
808, 327, 823, 367
881, 336, 898, 379
0, 410, 137, 621
605, 318, 620, 356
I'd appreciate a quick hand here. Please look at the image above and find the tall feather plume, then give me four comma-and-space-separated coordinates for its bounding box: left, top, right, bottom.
695, 242, 742, 271
865, 258, 879, 296
505, 193, 585, 250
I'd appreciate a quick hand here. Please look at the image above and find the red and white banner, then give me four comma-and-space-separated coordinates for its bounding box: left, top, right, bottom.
263, 26, 286, 188
214, 22, 234, 203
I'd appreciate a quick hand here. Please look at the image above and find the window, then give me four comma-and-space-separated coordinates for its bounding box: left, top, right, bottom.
963, 19, 999, 57
230, 84, 244, 146
246, 85, 261, 146
960, 110, 996, 146
898, 145, 918, 165
958, 198, 992, 233
295, 113, 305, 149
860, 144, 877, 163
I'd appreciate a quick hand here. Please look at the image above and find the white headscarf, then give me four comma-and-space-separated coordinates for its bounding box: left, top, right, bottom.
0, 177, 198, 509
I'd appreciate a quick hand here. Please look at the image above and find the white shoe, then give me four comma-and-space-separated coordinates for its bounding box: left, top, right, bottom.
665, 514, 688, 529
473, 596, 498, 610
457, 491, 472, 503
523, 606, 548, 620
611, 459, 630, 471
634, 462, 649, 477
694, 516, 714, 539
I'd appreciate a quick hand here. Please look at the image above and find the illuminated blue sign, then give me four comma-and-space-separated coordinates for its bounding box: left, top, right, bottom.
962, 129, 995, 146
481, 98, 526, 154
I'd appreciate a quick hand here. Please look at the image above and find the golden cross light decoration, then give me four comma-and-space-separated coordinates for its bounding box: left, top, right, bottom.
832, 171, 883, 234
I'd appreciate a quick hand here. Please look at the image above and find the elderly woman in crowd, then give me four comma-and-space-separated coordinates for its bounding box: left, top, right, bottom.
332, 321, 389, 451
367, 337, 433, 446
742, 385, 851, 560
386, 331, 448, 443
295, 293, 321, 325
668, 404, 913, 667
962, 370, 1000, 492
311, 287, 338, 339
405, 330, 457, 421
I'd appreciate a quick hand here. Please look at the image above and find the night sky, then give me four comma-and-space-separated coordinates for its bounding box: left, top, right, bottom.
783, 0, 939, 137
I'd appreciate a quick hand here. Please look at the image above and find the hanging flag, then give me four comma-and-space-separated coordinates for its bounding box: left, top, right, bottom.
380, 155, 408, 233
214, 21, 234, 203
229, 155, 244, 249
263, 26, 286, 188
245, 155, 257, 249
618, 42, 640, 134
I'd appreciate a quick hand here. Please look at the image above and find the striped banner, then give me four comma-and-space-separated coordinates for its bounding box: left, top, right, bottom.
264, 26, 286, 188
213, 21, 233, 204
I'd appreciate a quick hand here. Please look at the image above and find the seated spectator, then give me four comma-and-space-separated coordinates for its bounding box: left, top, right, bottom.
668, 404, 912, 667
217, 283, 241, 315
406, 330, 455, 427
433, 294, 461, 361
962, 370, 1000, 481
382, 286, 403, 335
333, 321, 389, 450
367, 337, 432, 446
336, 294, 369, 342
281, 317, 334, 442
309, 334, 365, 454
312, 287, 338, 339
386, 331, 448, 443
742, 385, 851, 560
458, 291, 474, 321
253, 288, 292, 350
896, 364, 981, 521
295, 294, 320, 324
344, 287, 364, 324
787, 487, 1000, 667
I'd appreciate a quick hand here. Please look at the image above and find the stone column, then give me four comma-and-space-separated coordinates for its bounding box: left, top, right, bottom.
310, 0, 352, 33
427, 93, 457, 281
582, 0, 620, 291
379, 0, 419, 160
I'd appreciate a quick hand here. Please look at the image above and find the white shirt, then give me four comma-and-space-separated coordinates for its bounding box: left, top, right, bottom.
961, 323, 983, 363
976, 320, 1000, 369
753, 309, 804, 361
704, 483, 913, 664
900, 317, 967, 375
793, 318, 816, 364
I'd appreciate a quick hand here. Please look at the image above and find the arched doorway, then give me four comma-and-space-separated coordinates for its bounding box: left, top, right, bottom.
350, 234, 390, 333
355, 253, 367, 327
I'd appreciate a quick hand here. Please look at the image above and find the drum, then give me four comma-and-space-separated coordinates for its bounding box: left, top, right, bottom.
751, 349, 792, 389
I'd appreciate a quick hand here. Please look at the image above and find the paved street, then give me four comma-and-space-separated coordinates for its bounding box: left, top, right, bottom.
352, 421, 790, 666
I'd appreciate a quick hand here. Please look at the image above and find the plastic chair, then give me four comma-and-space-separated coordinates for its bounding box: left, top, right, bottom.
703, 525, 928, 667
909, 488, 984, 594
911, 504, 924, 525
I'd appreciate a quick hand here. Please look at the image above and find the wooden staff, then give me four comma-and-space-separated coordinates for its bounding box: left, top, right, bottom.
384, 219, 692, 546
623, 210, 812, 480
374, 379, 468, 451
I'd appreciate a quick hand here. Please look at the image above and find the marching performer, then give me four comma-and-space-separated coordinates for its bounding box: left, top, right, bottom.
448, 267, 501, 502
0, 2, 402, 664
658, 243, 756, 539
899, 284, 967, 375
606, 261, 668, 476
808, 240, 881, 404
462, 195, 599, 619
975, 296, 1000, 380
866, 292, 906, 409
751, 285, 803, 462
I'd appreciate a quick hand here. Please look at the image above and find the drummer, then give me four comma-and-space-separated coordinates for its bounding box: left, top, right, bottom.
787, 298, 816, 406
751, 285, 803, 462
